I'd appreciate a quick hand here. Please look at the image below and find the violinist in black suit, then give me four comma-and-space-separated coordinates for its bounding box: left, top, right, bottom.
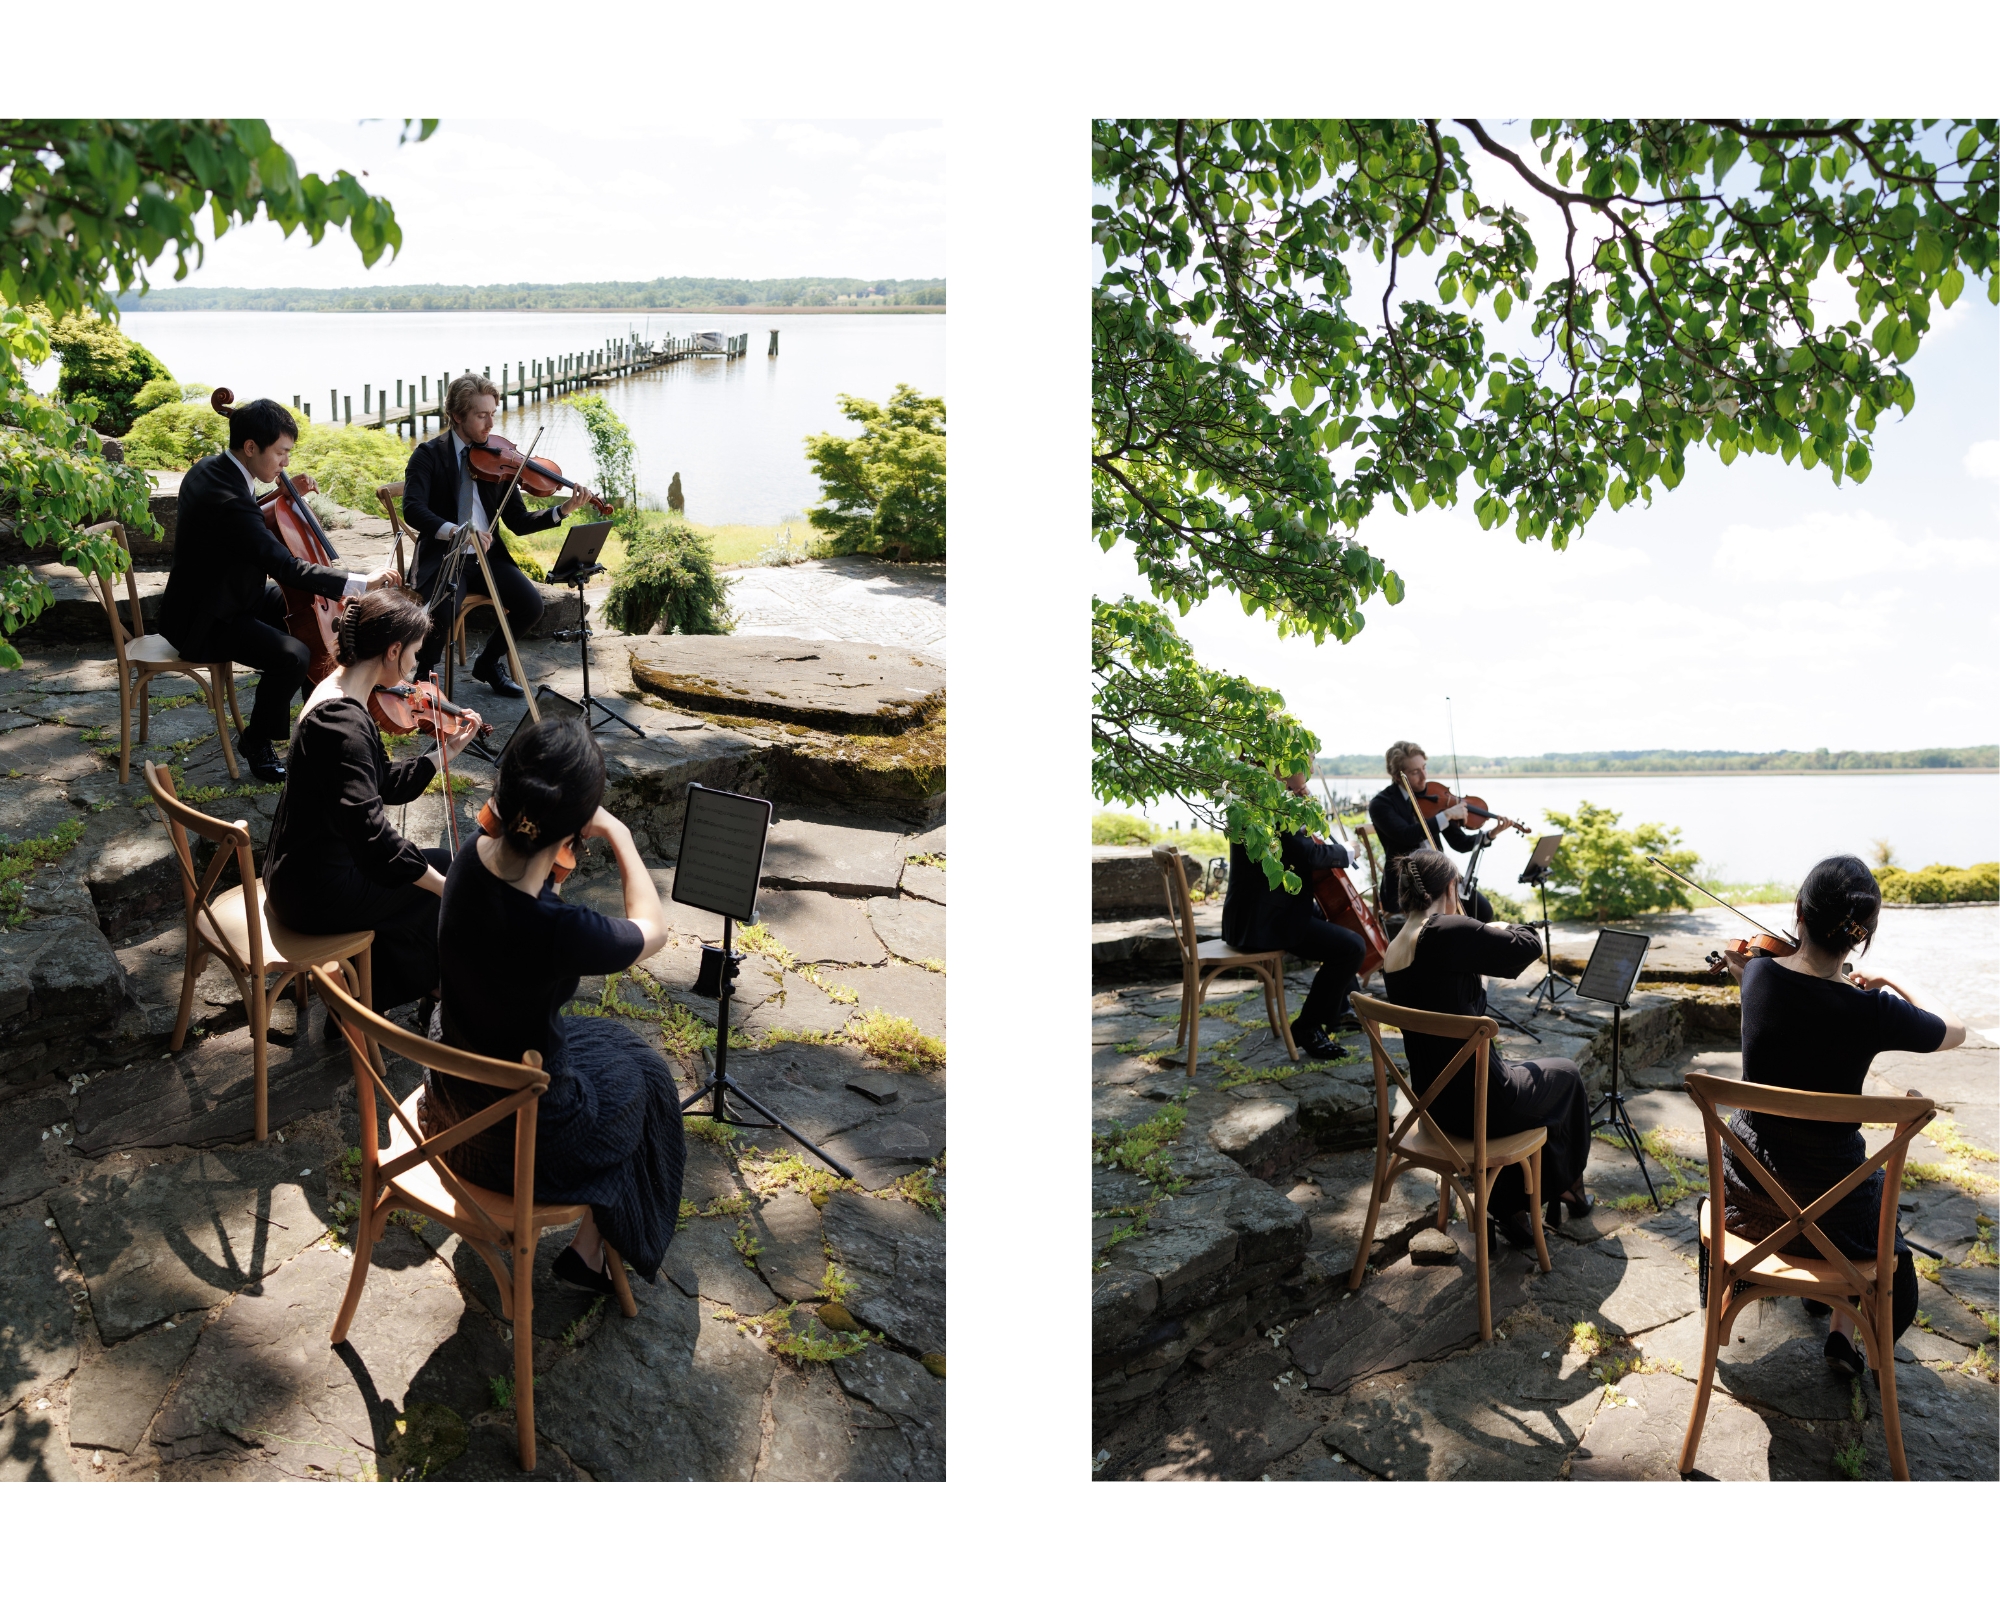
1369, 739, 1501, 922
1219, 766, 1366, 1061
158, 399, 398, 782
401, 375, 591, 697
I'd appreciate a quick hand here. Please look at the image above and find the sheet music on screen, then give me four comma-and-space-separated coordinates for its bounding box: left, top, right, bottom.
671, 785, 773, 923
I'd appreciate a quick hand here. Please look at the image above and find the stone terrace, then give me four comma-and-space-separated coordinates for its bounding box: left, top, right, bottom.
1092, 923, 1998, 1482
0, 522, 946, 1482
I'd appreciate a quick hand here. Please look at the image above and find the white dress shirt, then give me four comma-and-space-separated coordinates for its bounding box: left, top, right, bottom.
228, 450, 369, 601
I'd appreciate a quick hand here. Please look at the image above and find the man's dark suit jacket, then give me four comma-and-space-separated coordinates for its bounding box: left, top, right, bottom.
401, 430, 562, 599
1220, 830, 1353, 951
157, 453, 348, 658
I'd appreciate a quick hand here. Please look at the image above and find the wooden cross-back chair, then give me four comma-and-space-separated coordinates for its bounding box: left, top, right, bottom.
144, 761, 374, 1141
1349, 823, 1385, 919
1151, 846, 1300, 1079
376, 479, 491, 670
1679, 1071, 1936, 1480
316, 963, 638, 1473
89, 520, 243, 784
1347, 992, 1552, 1340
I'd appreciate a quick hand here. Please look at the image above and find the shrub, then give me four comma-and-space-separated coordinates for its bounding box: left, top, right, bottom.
1874, 862, 1999, 904
49, 313, 172, 436
131, 376, 210, 416
601, 516, 732, 636
559, 392, 636, 511
803, 383, 945, 561
1092, 810, 1158, 845
288, 421, 413, 514
1541, 801, 1700, 921
121, 400, 230, 470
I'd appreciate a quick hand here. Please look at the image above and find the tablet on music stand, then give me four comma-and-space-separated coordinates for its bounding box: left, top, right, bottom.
500, 685, 585, 760
546, 519, 612, 584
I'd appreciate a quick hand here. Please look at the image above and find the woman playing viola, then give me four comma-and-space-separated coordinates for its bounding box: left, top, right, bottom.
423, 716, 686, 1292
265, 589, 482, 1031
1379, 848, 1593, 1246
1717, 855, 1968, 1376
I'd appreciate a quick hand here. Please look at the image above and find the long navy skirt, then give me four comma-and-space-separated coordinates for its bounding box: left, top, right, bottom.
420, 1015, 687, 1281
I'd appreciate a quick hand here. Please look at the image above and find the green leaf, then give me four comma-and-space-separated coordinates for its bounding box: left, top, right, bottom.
1939, 268, 1965, 309
1493, 289, 1512, 322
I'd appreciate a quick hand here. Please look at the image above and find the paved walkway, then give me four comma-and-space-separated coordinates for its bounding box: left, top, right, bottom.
726, 558, 945, 662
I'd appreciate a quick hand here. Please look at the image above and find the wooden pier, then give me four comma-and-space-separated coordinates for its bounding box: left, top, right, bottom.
297, 330, 753, 435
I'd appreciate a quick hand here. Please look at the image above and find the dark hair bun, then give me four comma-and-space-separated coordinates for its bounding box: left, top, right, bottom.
335, 588, 430, 668
1400, 847, 1458, 911
495, 716, 605, 855
1796, 854, 1880, 957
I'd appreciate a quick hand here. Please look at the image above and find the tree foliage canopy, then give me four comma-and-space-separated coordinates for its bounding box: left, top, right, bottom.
1091, 118, 1997, 866
805, 384, 946, 561
0, 119, 432, 668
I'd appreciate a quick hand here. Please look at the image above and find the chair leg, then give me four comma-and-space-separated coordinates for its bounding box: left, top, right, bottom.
1473, 1170, 1493, 1342
171, 939, 206, 1052
1872, 1309, 1909, 1481
605, 1245, 638, 1319
514, 1234, 537, 1472
213, 673, 241, 781
1678, 1277, 1729, 1474
138, 667, 152, 748
1268, 964, 1300, 1062
252, 968, 270, 1143
1348, 1152, 1390, 1291
223, 669, 244, 735
1436, 1174, 1450, 1230
1525, 1151, 1552, 1273
117, 667, 134, 786
330, 1168, 376, 1345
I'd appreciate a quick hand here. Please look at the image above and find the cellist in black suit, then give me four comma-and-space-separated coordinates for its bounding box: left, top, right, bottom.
158, 399, 399, 782
402, 374, 590, 697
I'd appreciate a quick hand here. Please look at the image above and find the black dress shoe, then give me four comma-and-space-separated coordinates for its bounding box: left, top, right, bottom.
1297, 1025, 1348, 1062
238, 734, 286, 783
554, 1245, 615, 1297
1495, 1210, 1540, 1251
471, 658, 525, 698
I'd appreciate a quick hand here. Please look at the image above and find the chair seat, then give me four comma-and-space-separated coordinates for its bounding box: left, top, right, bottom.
208, 883, 371, 970
382, 1087, 587, 1240
126, 633, 198, 665
1699, 1200, 1882, 1288
1194, 939, 1281, 965
1401, 1120, 1548, 1170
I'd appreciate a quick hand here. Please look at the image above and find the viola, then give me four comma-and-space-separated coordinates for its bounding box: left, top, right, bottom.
1410, 780, 1530, 838
463, 434, 613, 515
477, 799, 576, 886
1643, 856, 1805, 975
211, 387, 348, 684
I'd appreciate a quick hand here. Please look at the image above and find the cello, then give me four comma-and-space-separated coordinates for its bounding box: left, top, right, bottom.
1308, 786, 1388, 977
209, 388, 354, 685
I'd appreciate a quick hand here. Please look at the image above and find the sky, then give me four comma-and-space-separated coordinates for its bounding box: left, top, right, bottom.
139, 118, 945, 290
1096, 122, 2000, 763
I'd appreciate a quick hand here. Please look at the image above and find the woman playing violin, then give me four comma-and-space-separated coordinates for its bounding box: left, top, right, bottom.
1369, 740, 1503, 921
423, 716, 686, 1294
1380, 848, 1594, 1245
1219, 763, 1366, 1061
264, 589, 482, 1035
1717, 855, 1968, 1377
402, 375, 593, 698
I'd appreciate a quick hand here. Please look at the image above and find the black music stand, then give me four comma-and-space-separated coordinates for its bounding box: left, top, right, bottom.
546, 520, 641, 739
673, 784, 852, 1179
1519, 832, 1574, 1014
1576, 926, 1660, 1210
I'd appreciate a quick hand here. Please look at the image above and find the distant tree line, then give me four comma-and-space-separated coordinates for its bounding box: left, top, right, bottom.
111, 277, 946, 313
1315, 746, 1998, 776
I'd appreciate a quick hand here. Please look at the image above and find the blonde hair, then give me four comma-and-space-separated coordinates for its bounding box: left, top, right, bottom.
446, 373, 501, 420
1386, 740, 1426, 780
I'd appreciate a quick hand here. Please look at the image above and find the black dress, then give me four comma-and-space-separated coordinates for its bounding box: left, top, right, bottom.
263, 696, 451, 1013
1721, 956, 1945, 1335
1220, 830, 1365, 1032
1369, 782, 1493, 921
1380, 915, 1589, 1216
425, 838, 686, 1281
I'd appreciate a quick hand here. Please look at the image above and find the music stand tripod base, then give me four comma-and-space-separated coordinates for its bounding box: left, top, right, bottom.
548, 559, 643, 738
1574, 928, 1661, 1212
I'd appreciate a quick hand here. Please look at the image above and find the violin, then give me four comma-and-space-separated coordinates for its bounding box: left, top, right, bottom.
463, 434, 613, 515
1409, 779, 1530, 838
368, 679, 491, 743
476, 798, 577, 886
1643, 857, 1804, 975
211, 387, 348, 684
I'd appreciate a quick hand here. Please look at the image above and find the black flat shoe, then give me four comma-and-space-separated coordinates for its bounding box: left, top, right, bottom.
471, 659, 525, 699
1824, 1329, 1866, 1377
554, 1244, 615, 1297
238, 734, 286, 783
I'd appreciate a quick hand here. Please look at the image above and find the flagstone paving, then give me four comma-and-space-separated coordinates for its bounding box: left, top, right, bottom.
1092, 934, 1998, 1482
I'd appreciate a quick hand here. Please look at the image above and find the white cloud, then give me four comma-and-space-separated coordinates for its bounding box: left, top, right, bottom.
1712, 511, 1998, 584
1966, 439, 2000, 480
771, 122, 863, 161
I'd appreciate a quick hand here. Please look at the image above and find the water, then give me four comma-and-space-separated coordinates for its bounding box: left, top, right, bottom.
1135, 771, 2000, 889
46, 310, 945, 527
